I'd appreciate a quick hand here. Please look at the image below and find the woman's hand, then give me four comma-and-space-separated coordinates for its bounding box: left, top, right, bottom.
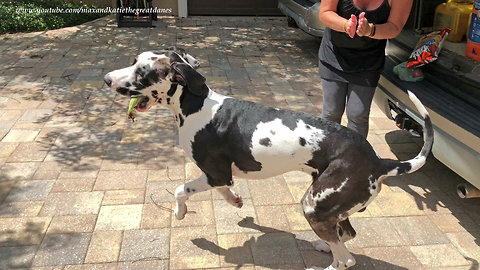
318, 0, 359, 38
356, 12, 373, 37
345, 14, 357, 38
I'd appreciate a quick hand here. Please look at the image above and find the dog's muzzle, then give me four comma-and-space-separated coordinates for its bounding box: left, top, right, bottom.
104, 74, 112, 87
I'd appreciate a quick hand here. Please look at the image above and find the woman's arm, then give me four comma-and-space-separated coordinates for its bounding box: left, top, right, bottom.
319, 0, 357, 38
357, 0, 413, 39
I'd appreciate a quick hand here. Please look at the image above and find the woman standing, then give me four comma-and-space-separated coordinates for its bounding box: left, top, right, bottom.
318, 0, 413, 137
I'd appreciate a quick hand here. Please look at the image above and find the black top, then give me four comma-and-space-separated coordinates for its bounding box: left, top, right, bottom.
318, 0, 391, 87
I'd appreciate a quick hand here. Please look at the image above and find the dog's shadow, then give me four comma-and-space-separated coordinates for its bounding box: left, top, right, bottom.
384, 130, 480, 248
192, 216, 410, 270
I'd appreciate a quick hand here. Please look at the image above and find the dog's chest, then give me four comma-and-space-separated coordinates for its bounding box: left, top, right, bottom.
178, 92, 229, 160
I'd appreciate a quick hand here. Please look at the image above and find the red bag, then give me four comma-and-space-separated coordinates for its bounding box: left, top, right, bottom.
407, 28, 451, 68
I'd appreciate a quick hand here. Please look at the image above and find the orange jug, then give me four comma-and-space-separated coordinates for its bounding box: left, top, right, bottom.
466, 0, 480, 61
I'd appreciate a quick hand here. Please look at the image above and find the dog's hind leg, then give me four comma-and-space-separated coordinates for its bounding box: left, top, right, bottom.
174, 174, 213, 220
216, 187, 243, 208
327, 239, 356, 270
309, 218, 355, 254
302, 164, 359, 269
338, 218, 356, 242
312, 239, 331, 253
306, 219, 356, 270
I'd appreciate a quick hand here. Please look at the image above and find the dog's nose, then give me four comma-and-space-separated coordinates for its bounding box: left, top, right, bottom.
104, 75, 112, 87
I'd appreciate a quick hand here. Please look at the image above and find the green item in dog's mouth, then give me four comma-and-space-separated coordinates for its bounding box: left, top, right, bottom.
127, 97, 142, 121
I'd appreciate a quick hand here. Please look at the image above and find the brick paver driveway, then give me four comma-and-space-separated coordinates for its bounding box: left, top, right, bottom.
0, 16, 479, 270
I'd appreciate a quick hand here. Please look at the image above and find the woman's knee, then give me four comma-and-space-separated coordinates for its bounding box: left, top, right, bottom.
345, 84, 375, 136
321, 107, 344, 124
346, 107, 370, 137
321, 79, 347, 124
346, 106, 370, 124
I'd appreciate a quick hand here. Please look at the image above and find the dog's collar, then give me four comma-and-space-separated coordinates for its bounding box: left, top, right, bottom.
167, 83, 179, 97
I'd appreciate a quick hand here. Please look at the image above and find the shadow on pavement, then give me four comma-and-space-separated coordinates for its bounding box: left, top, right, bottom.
384, 130, 480, 248
193, 216, 409, 270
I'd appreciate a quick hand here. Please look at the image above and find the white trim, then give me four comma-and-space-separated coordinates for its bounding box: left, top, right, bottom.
178, 0, 187, 17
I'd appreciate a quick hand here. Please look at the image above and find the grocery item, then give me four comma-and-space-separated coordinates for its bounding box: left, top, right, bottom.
407, 28, 451, 68
393, 62, 425, 82
466, 0, 480, 61
434, 0, 473, 42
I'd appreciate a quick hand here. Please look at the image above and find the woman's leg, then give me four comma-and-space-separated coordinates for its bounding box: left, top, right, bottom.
345, 83, 376, 138
321, 79, 348, 124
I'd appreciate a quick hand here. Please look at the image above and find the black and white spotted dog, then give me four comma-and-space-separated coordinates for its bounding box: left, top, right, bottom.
104, 49, 433, 270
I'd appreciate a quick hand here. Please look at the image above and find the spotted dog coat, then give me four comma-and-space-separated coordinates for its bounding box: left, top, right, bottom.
104, 49, 434, 270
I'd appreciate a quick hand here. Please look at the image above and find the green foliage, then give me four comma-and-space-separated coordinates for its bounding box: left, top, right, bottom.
0, 0, 106, 34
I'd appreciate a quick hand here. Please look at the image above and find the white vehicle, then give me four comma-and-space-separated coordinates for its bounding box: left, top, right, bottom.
278, 0, 480, 198
375, 34, 480, 198
278, 0, 325, 37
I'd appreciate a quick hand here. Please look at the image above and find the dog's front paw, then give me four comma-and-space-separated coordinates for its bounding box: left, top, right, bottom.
232, 195, 243, 208
312, 240, 331, 253
323, 257, 356, 270
174, 203, 187, 220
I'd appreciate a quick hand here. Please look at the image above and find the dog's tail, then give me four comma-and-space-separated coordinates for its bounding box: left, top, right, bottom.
379, 91, 434, 178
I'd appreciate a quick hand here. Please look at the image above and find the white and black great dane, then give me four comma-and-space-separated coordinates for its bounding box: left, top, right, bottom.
104, 48, 433, 270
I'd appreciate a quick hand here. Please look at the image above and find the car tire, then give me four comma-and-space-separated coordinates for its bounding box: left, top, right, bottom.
287, 16, 298, 28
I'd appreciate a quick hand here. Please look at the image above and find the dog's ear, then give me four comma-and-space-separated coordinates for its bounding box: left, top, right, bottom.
171, 62, 208, 96
168, 46, 186, 55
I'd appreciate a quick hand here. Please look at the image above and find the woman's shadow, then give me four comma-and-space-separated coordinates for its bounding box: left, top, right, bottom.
191, 216, 414, 270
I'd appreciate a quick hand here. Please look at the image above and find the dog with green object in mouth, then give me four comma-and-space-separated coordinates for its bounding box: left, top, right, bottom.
103, 46, 200, 121
103, 46, 433, 270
